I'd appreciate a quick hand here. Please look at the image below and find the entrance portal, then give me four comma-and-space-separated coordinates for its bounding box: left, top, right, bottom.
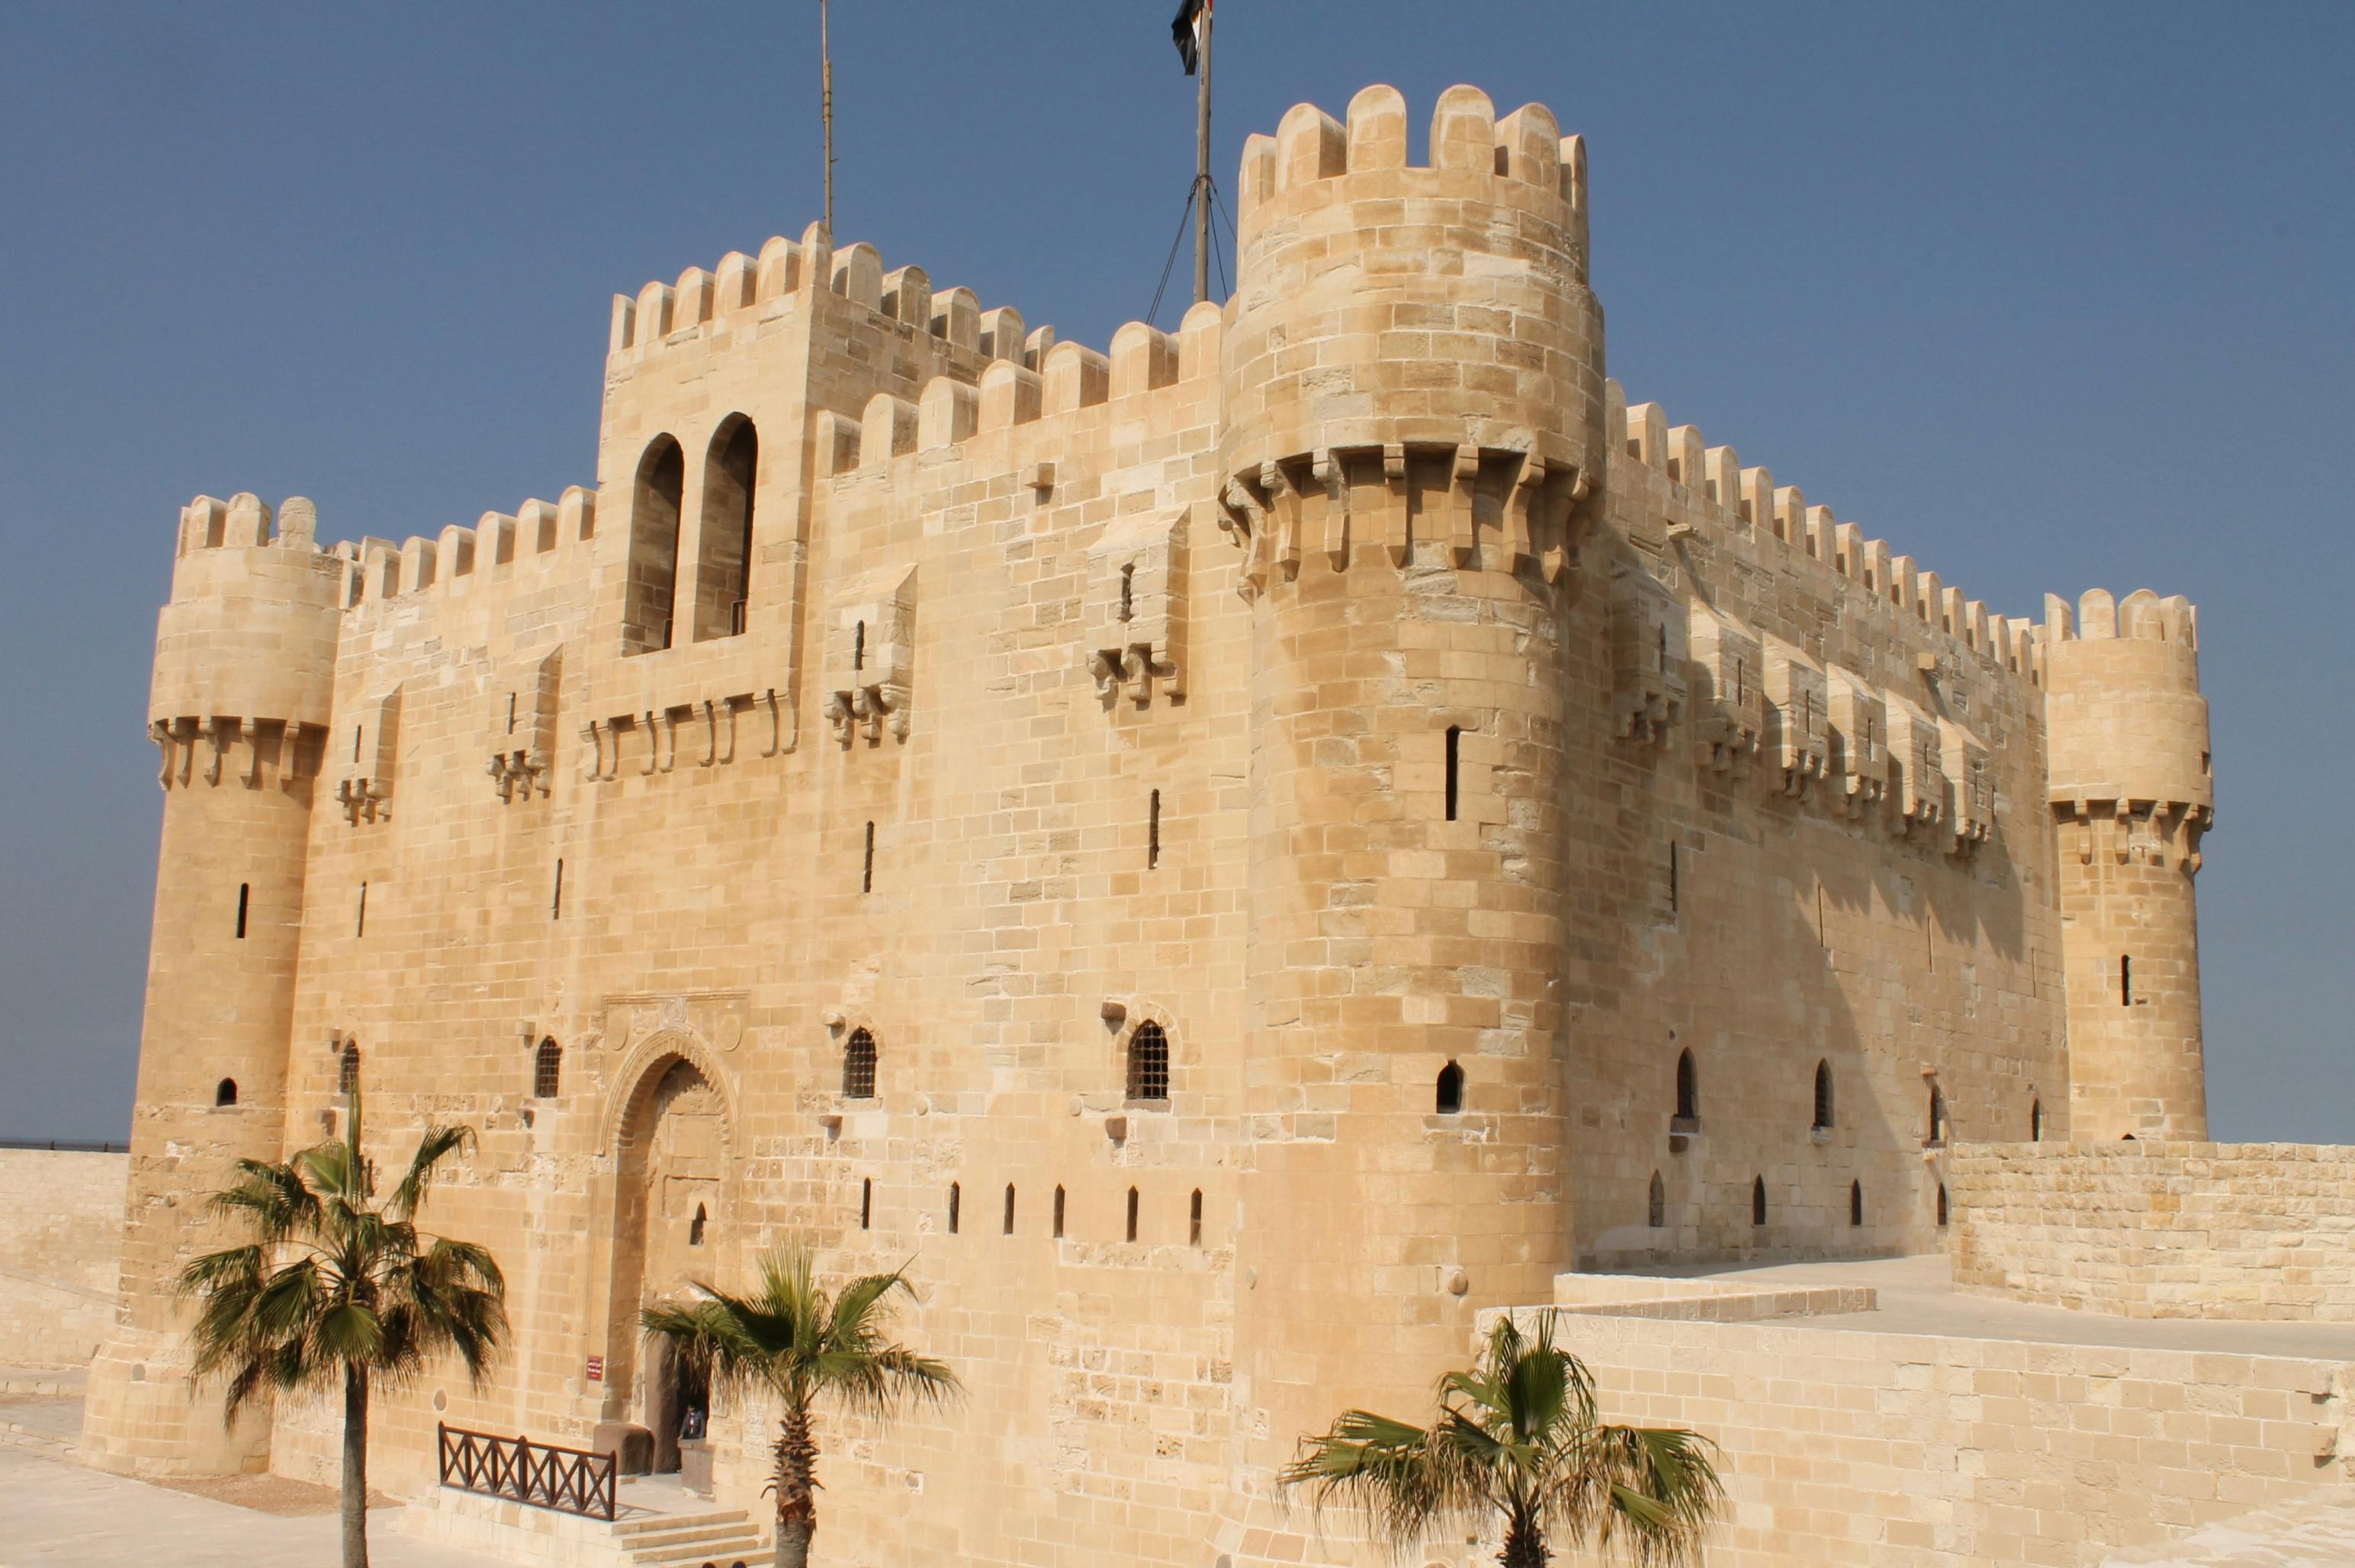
606, 1053, 728, 1466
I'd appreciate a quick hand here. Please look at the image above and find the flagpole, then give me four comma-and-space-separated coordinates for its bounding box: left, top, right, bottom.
820, 0, 835, 237
1191, 3, 1212, 306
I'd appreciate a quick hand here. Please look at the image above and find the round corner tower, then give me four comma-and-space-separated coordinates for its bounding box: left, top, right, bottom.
82, 493, 345, 1476
1219, 82, 1604, 1470
2042, 586, 2212, 1142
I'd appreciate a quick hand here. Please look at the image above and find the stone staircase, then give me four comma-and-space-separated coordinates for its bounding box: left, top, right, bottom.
609, 1506, 767, 1567
404, 1476, 770, 1567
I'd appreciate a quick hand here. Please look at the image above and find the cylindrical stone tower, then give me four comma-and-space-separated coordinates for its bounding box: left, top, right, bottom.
1219, 84, 1605, 1474
82, 493, 344, 1476
2043, 586, 2213, 1141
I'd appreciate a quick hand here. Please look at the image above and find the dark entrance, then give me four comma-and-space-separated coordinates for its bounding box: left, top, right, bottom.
646, 1335, 709, 1475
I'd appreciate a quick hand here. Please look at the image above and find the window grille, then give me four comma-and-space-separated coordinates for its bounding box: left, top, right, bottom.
843, 1029, 877, 1099
1126, 1021, 1169, 1103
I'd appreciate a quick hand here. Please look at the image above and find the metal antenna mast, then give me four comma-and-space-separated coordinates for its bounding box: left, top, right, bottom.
820, 0, 835, 236
1191, 3, 1213, 304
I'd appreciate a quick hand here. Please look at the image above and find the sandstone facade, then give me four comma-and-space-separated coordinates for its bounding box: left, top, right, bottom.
80, 83, 2225, 1563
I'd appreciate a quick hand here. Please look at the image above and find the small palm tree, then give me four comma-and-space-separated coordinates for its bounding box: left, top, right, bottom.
1282, 1309, 1724, 1568
178, 1096, 506, 1568
641, 1248, 959, 1568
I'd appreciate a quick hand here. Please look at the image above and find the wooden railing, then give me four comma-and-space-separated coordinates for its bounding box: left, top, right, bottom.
436, 1422, 618, 1521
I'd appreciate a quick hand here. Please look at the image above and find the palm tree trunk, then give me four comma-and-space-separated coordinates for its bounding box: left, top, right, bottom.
1499, 1506, 1549, 1568
773, 1406, 818, 1568
342, 1364, 371, 1568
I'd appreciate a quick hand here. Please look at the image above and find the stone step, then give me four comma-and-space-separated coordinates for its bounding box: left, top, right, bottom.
614, 1515, 760, 1550
609, 1507, 753, 1539
624, 1531, 768, 1568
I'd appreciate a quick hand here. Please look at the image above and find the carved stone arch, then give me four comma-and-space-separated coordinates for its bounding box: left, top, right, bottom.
600, 1027, 740, 1156
593, 1029, 739, 1452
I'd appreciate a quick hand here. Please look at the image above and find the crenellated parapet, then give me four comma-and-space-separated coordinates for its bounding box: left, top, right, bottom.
609, 220, 1036, 372
1606, 384, 2047, 691
1216, 85, 1603, 602
150, 493, 345, 792
2042, 587, 2212, 870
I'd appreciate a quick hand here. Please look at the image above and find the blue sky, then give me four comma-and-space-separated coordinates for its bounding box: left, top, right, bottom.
1, 2, 2347, 1142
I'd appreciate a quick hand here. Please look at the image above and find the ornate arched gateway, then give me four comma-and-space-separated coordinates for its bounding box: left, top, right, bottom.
598, 1034, 737, 1473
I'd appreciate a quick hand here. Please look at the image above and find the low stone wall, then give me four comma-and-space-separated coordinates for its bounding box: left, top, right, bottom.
0, 1148, 127, 1366
1516, 1306, 2355, 1566
1553, 1271, 1876, 1322
1947, 1141, 2355, 1321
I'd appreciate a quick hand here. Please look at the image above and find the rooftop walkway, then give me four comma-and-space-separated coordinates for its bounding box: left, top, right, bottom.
1611, 1252, 2355, 1362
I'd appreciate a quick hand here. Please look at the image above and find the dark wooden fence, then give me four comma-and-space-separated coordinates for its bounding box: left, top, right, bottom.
435, 1423, 617, 1521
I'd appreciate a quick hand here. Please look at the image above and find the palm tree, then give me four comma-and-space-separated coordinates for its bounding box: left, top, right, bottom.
1281, 1309, 1724, 1568
641, 1248, 960, 1568
178, 1096, 506, 1568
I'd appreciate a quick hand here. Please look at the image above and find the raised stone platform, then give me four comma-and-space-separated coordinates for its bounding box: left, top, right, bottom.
402, 1473, 769, 1568
1501, 1255, 2355, 1566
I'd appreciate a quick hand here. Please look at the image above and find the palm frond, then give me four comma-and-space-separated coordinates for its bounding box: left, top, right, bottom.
389, 1123, 475, 1220
176, 1107, 505, 1427
1279, 1407, 1467, 1547
1577, 1425, 1725, 1568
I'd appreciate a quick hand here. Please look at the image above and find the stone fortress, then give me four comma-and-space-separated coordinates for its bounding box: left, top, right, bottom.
47, 81, 2355, 1567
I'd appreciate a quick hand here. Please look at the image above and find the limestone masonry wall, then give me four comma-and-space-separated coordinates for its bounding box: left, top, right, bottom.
1524, 1304, 2354, 1567
1949, 1142, 2355, 1321
0, 1148, 127, 1367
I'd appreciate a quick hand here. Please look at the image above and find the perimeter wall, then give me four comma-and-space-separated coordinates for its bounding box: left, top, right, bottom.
1948, 1142, 2355, 1322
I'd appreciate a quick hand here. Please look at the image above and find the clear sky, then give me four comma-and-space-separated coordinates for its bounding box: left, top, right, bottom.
0, 2, 2347, 1145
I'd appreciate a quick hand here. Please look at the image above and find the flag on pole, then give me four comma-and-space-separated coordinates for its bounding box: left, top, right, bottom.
1172, 0, 1209, 75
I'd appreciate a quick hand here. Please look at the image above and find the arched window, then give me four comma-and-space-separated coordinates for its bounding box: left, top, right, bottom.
1751, 1176, 1768, 1227
1926, 1083, 1946, 1146
1647, 1171, 1665, 1229
623, 436, 684, 654
1850, 1180, 1863, 1227
215, 1078, 238, 1107
1675, 1049, 1698, 1123
695, 419, 758, 640
1126, 1020, 1169, 1104
1126, 1186, 1140, 1243
948, 1182, 961, 1235
1936, 1184, 1949, 1226
1052, 1185, 1065, 1239
1435, 1061, 1464, 1115
1190, 1189, 1203, 1247
338, 1041, 361, 1096
843, 1029, 877, 1099
2030, 1099, 2043, 1142
1813, 1060, 1834, 1131
689, 1203, 707, 1246
533, 1039, 562, 1099
1003, 1184, 1017, 1235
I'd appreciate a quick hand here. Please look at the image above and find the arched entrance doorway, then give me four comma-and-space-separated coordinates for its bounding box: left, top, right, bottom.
605, 1051, 728, 1473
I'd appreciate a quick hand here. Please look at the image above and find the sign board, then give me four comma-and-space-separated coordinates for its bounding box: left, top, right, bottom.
585, 1355, 604, 1382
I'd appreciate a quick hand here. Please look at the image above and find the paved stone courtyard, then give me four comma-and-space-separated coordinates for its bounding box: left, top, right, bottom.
0, 1442, 507, 1566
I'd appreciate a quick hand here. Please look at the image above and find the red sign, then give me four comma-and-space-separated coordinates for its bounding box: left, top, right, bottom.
585, 1356, 604, 1382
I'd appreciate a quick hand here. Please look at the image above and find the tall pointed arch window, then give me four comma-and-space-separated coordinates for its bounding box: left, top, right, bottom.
623, 436, 684, 654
